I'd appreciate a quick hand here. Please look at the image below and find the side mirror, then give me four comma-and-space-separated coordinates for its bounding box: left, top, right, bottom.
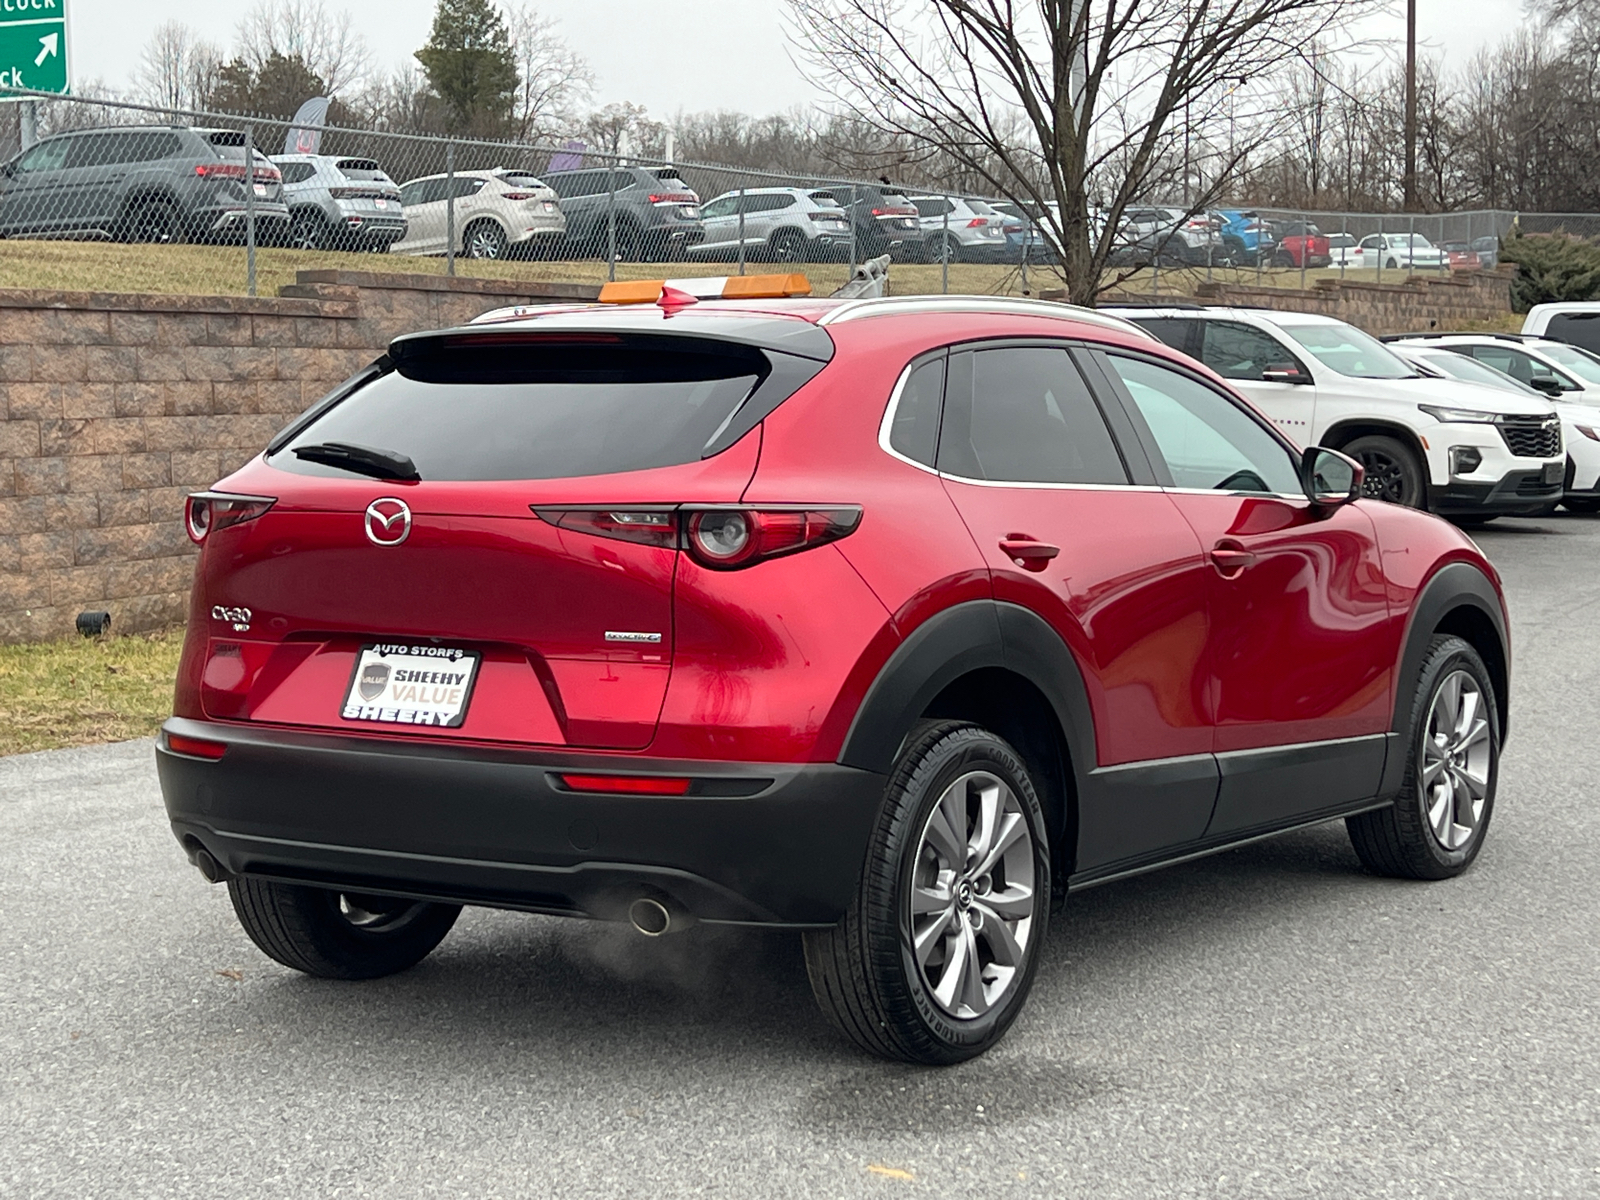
1529, 377, 1564, 397
1302, 446, 1363, 510
1262, 364, 1310, 385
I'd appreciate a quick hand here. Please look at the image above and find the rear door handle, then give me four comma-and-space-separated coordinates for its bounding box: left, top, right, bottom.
1209, 541, 1256, 577
1000, 536, 1061, 572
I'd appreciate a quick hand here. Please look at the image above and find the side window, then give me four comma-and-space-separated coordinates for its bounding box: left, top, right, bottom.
1360, 235, 1380, 251
610, 170, 638, 193
280, 162, 317, 185
548, 171, 604, 198
887, 356, 945, 467
913, 198, 952, 218
1105, 355, 1301, 494
17, 136, 73, 173
65, 135, 119, 169
448, 177, 485, 200
1467, 346, 1573, 389
1548, 314, 1600, 355
1131, 317, 1200, 358
937, 347, 1128, 485
761, 194, 796, 211
398, 180, 428, 206
1200, 321, 1303, 381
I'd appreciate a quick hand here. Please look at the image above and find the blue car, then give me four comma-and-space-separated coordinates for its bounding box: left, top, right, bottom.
991, 201, 1057, 264
1217, 210, 1276, 265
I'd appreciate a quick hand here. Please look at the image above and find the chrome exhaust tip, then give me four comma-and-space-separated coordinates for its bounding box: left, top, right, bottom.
193, 847, 225, 884
628, 897, 673, 937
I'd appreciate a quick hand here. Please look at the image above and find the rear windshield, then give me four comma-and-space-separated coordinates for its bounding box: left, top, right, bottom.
336, 159, 387, 181
499, 172, 546, 188
271, 336, 769, 481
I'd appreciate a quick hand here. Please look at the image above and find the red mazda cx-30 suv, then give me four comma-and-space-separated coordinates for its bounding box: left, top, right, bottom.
158, 291, 1510, 1064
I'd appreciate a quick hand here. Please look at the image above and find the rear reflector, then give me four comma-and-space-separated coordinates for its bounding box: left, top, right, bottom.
559, 774, 692, 795
597, 274, 812, 305
166, 733, 227, 760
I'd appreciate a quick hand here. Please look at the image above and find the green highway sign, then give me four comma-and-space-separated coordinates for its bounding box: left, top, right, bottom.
0, 0, 67, 95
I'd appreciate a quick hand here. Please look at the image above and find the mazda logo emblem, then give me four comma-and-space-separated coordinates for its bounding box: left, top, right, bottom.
364, 498, 412, 547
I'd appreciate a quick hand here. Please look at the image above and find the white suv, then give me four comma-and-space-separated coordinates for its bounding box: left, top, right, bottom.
1387, 333, 1600, 513
1103, 306, 1565, 519
1523, 302, 1600, 356
393, 168, 565, 260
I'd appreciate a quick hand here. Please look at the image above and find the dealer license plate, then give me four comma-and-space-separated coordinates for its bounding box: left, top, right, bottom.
341, 643, 480, 728
253, 183, 268, 197
1543, 460, 1564, 485
376, 198, 390, 209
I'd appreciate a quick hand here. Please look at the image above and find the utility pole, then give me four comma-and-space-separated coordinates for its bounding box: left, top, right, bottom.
1403, 0, 1418, 210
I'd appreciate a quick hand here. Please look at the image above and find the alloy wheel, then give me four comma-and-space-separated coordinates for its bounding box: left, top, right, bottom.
1420, 670, 1492, 851
908, 770, 1037, 1019
465, 225, 507, 259
1357, 449, 1409, 503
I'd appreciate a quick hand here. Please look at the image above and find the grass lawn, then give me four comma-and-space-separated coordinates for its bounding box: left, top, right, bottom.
0, 627, 184, 756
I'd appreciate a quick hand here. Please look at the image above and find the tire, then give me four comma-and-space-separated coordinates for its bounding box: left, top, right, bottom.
803, 721, 1051, 1064
121, 199, 184, 245
1342, 433, 1427, 509
462, 219, 509, 260
609, 220, 641, 263
227, 877, 461, 980
1562, 496, 1600, 514
288, 211, 328, 251
1273, 250, 1294, 268
766, 229, 808, 263
1385, 257, 1399, 270
1347, 635, 1499, 880
928, 233, 964, 265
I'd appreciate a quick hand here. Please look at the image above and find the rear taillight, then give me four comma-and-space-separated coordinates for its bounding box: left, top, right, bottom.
165, 732, 226, 760
503, 191, 537, 201
185, 492, 276, 545
195, 163, 247, 179
532, 505, 862, 568
649, 192, 697, 204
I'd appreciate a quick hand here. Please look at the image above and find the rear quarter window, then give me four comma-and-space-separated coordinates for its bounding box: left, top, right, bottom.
270, 335, 799, 481
1547, 314, 1600, 356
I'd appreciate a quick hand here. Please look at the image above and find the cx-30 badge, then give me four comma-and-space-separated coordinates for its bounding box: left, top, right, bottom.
364, 498, 412, 547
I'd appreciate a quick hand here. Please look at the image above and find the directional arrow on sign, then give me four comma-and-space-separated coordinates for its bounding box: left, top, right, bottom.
34, 33, 57, 68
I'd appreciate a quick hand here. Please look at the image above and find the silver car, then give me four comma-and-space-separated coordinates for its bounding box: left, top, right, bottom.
689, 186, 852, 262
909, 195, 1010, 262
273, 155, 406, 252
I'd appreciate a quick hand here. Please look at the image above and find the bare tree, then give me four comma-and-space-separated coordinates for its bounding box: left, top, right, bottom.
786, 0, 1385, 301
504, 3, 595, 143
236, 0, 370, 95
134, 21, 224, 113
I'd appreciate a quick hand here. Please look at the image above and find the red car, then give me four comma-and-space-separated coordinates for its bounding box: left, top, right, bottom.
1273, 221, 1332, 268
158, 282, 1510, 1064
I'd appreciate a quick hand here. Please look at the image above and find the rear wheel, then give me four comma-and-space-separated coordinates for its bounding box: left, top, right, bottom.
462, 220, 509, 260
122, 199, 183, 245
227, 877, 460, 979
1347, 635, 1498, 879
766, 229, 808, 263
1343, 434, 1427, 509
1562, 496, 1600, 514
804, 722, 1050, 1064
288, 211, 328, 251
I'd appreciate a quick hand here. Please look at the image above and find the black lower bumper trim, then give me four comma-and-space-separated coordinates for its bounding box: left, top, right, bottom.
157, 718, 886, 926
1430, 469, 1562, 516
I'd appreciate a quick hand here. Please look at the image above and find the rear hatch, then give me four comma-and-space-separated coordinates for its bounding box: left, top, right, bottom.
192, 326, 827, 749
330, 157, 401, 214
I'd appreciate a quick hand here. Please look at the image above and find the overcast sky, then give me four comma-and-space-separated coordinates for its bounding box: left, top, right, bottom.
69, 0, 1527, 117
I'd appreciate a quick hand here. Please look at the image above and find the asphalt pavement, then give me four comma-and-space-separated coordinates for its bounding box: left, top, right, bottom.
4, 514, 1599, 1199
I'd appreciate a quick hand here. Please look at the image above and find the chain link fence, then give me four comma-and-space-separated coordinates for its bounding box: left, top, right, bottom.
0, 89, 1584, 303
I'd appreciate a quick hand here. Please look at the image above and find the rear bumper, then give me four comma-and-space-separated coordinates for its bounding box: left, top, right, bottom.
156, 718, 885, 927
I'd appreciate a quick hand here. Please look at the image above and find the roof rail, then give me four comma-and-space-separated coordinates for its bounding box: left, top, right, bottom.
817, 294, 1157, 340
1381, 331, 1529, 343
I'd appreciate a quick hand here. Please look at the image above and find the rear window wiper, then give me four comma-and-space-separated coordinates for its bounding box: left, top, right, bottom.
291, 441, 420, 482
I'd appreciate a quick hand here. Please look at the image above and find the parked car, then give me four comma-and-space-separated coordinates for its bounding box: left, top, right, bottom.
1356, 232, 1446, 271
1110, 205, 1224, 265
1439, 241, 1480, 271
543, 165, 703, 261
1472, 235, 1500, 268
160, 289, 1510, 1065
0, 124, 288, 244
908, 195, 1010, 262
1216, 209, 1277, 265
989, 199, 1058, 263
1327, 231, 1360, 266
393, 168, 564, 260
1389, 332, 1600, 512
806, 183, 921, 260
1390, 340, 1600, 513
274, 154, 405, 252
1271, 220, 1332, 268
1104, 305, 1565, 518
688, 187, 851, 262
1522, 301, 1600, 356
